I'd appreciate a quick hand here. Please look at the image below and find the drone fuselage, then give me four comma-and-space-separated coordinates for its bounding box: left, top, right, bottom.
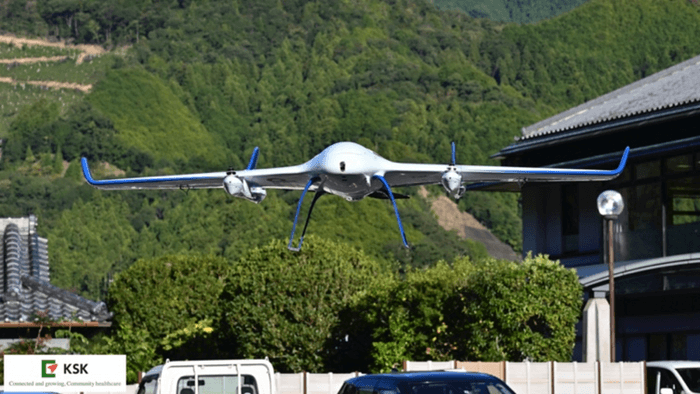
301, 142, 395, 201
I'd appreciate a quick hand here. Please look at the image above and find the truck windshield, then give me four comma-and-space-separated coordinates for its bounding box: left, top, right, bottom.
677, 368, 700, 393
407, 382, 515, 394
137, 376, 158, 394
176, 375, 258, 394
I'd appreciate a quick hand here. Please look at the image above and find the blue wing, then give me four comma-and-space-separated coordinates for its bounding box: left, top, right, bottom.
81, 158, 227, 190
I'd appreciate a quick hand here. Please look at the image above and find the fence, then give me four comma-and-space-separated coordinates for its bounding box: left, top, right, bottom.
403, 360, 645, 394
276, 372, 363, 394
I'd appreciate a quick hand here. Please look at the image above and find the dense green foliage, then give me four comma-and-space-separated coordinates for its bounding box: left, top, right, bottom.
102, 245, 579, 379
87, 68, 229, 168
218, 237, 382, 372
479, 0, 700, 110
0, 82, 83, 138
338, 254, 582, 372
106, 254, 231, 381
48, 195, 140, 296
433, 0, 588, 24
441, 254, 582, 361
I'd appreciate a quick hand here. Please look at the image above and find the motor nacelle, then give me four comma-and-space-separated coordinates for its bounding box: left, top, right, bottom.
223, 175, 266, 203
441, 169, 466, 200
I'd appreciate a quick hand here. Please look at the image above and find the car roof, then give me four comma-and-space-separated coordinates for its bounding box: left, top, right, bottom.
647, 361, 700, 369
346, 371, 499, 384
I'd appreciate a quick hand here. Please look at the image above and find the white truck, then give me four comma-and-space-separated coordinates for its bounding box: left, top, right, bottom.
647, 361, 700, 394
136, 359, 276, 394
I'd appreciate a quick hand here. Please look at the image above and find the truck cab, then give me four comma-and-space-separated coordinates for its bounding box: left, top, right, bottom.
647, 361, 700, 394
136, 359, 275, 394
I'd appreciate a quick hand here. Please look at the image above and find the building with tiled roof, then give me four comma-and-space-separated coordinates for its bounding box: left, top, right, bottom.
472, 53, 700, 363
1, 216, 112, 326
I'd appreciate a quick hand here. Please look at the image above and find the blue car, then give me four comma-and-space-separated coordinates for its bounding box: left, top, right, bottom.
338, 371, 516, 394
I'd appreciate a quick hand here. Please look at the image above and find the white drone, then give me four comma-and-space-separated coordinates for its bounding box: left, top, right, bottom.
82, 142, 629, 251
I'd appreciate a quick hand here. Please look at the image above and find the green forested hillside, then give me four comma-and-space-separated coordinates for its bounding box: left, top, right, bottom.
479, 0, 700, 109
433, 0, 588, 24
1, 0, 700, 301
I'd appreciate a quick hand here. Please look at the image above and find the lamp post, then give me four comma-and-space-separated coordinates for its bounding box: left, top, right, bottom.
597, 190, 624, 362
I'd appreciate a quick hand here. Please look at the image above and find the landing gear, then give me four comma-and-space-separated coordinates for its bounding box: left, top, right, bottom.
288, 178, 324, 251
373, 175, 409, 249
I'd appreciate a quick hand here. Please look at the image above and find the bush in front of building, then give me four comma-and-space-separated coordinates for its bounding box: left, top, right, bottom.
342, 254, 583, 372
442, 254, 583, 362
217, 236, 384, 373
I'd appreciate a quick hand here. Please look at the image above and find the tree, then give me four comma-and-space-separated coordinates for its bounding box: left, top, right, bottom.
107, 254, 232, 381
48, 194, 140, 299
439, 254, 583, 361
218, 236, 383, 372
342, 254, 582, 372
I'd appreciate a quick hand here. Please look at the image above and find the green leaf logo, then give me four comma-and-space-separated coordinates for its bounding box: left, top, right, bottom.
42, 360, 57, 378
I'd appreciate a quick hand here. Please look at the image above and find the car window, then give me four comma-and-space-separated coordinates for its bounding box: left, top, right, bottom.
376, 379, 399, 394
354, 378, 377, 394
677, 368, 700, 393
659, 369, 682, 394
338, 383, 358, 394
138, 377, 158, 394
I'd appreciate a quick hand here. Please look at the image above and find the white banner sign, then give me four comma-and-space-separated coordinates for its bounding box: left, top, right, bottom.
4, 355, 126, 392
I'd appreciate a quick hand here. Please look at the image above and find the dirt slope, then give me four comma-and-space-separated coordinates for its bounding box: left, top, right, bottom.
0, 34, 104, 92
0, 34, 104, 64
0, 76, 91, 92
419, 187, 520, 261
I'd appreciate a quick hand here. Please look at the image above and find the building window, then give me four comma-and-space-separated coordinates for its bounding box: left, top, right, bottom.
671, 334, 688, 360
630, 183, 663, 231
666, 175, 700, 255
608, 152, 700, 261
636, 160, 661, 179
616, 183, 663, 261
647, 333, 689, 361
562, 184, 579, 253
666, 154, 692, 174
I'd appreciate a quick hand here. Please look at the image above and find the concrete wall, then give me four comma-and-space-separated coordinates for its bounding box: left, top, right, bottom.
404, 361, 645, 394
0, 337, 69, 351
